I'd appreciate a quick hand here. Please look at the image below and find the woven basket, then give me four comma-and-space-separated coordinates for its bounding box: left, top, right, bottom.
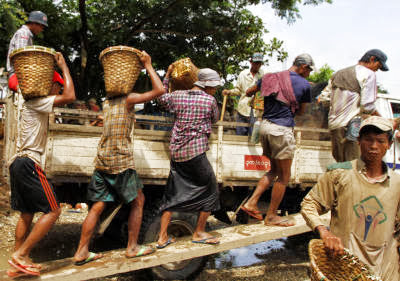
99, 46, 142, 97
170, 58, 198, 92
10, 45, 56, 100
308, 239, 382, 281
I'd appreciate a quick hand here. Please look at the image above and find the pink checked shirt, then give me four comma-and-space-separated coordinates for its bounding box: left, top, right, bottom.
158, 79, 219, 162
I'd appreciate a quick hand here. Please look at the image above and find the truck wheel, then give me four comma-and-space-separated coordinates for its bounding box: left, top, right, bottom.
140, 211, 208, 280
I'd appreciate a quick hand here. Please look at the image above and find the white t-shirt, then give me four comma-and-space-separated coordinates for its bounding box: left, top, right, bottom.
11, 95, 56, 166
320, 65, 377, 130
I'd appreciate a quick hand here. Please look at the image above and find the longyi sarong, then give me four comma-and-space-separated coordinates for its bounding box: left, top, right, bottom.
160, 153, 220, 212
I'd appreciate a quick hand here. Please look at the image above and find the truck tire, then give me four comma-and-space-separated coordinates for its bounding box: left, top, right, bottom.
139, 211, 208, 280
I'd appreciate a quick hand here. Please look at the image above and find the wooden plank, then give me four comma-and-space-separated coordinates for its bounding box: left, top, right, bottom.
0, 213, 330, 281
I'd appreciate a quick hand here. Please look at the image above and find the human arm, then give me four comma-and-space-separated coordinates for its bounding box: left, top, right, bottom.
126, 51, 165, 110
301, 171, 344, 255
358, 68, 379, 115
53, 52, 76, 107
162, 64, 174, 92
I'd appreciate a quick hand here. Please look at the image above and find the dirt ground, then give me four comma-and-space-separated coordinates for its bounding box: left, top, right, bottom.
0, 177, 313, 281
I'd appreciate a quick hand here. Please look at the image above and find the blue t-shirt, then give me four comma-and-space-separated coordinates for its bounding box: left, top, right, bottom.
257, 71, 311, 127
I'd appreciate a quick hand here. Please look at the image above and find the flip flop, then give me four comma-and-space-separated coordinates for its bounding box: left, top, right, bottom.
192, 236, 220, 245
126, 245, 155, 258
265, 218, 295, 227
156, 236, 176, 249
240, 206, 263, 220
8, 260, 40, 276
74, 252, 103, 266
7, 269, 29, 278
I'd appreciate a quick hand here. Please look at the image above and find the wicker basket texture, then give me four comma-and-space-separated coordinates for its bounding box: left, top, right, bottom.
99, 46, 142, 97
308, 239, 382, 281
170, 58, 198, 92
10, 45, 56, 100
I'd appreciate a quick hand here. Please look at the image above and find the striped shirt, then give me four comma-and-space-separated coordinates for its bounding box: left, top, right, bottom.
7, 25, 34, 74
95, 96, 135, 174
157, 87, 219, 162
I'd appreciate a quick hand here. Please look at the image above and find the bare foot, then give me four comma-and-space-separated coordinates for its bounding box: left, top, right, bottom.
264, 215, 295, 227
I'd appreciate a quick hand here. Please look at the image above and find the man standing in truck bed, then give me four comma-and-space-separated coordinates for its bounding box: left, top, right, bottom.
319, 49, 389, 162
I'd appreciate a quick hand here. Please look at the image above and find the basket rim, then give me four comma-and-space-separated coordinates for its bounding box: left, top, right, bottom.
10, 45, 56, 59
99, 45, 142, 61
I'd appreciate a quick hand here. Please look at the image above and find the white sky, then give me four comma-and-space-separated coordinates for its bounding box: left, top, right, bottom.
248, 0, 400, 96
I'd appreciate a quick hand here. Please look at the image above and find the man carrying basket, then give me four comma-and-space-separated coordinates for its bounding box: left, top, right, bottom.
301, 116, 400, 280
73, 50, 165, 264
7, 52, 76, 277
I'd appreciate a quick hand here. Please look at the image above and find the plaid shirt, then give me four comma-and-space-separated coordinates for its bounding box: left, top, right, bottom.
7, 25, 34, 74
158, 82, 219, 162
95, 96, 135, 174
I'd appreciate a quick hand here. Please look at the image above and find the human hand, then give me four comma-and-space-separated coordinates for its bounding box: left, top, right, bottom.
139, 51, 152, 68
317, 225, 344, 256
54, 52, 67, 70
222, 89, 231, 96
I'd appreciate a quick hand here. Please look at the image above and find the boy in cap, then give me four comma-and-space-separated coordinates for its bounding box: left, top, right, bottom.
222, 53, 265, 135
241, 53, 314, 226
7, 52, 75, 277
7, 11, 48, 91
319, 49, 389, 162
73, 51, 164, 264
301, 116, 399, 281
155, 67, 222, 248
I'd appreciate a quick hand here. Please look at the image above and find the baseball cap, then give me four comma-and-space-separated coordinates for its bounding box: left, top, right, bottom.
193, 68, 223, 88
251, 53, 264, 63
360, 116, 393, 133
363, 49, 389, 71
293, 53, 315, 70
27, 11, 48, 27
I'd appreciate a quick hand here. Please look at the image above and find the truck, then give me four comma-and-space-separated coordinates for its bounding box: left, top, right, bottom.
2, 82, 400, 279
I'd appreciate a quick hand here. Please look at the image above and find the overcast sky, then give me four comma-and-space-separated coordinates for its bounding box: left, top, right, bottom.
248, 0, 400, 95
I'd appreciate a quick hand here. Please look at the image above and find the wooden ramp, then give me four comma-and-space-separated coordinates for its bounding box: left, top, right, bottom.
0, 213, 330, 281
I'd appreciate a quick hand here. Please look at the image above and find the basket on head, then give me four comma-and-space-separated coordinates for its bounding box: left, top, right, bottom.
308, 239, 382, 281
99, 46, 142, 97
10, 45, 56, 100
170, 58, 198, 92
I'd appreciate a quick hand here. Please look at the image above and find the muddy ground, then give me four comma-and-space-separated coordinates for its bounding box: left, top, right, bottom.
0, 179, 314, 281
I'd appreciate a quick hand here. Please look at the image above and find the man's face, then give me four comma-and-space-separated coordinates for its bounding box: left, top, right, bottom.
359, 131, 392, 163
366, 56, 382, 72
31, 23, 45, 35
299, 64, 313, 78
250, 61, 262, 73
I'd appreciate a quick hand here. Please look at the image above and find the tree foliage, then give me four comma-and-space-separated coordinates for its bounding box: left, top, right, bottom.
307, 64, 334, 83
0, 0, 330, 100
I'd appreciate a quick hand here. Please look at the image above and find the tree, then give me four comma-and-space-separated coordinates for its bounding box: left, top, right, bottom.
0, 0, 331, 100
307, 64, 334, 83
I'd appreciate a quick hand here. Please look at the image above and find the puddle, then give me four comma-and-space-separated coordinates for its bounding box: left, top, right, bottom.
208, 234, 312, 269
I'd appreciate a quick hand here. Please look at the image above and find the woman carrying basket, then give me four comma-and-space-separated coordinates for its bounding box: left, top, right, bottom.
155, 66, 222, 248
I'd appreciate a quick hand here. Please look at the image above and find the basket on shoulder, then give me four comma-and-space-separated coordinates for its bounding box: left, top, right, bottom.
10, 45, 57, 100
99, 45, 143, 98
308, 239, 382, 281
169, 57, 198, 92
